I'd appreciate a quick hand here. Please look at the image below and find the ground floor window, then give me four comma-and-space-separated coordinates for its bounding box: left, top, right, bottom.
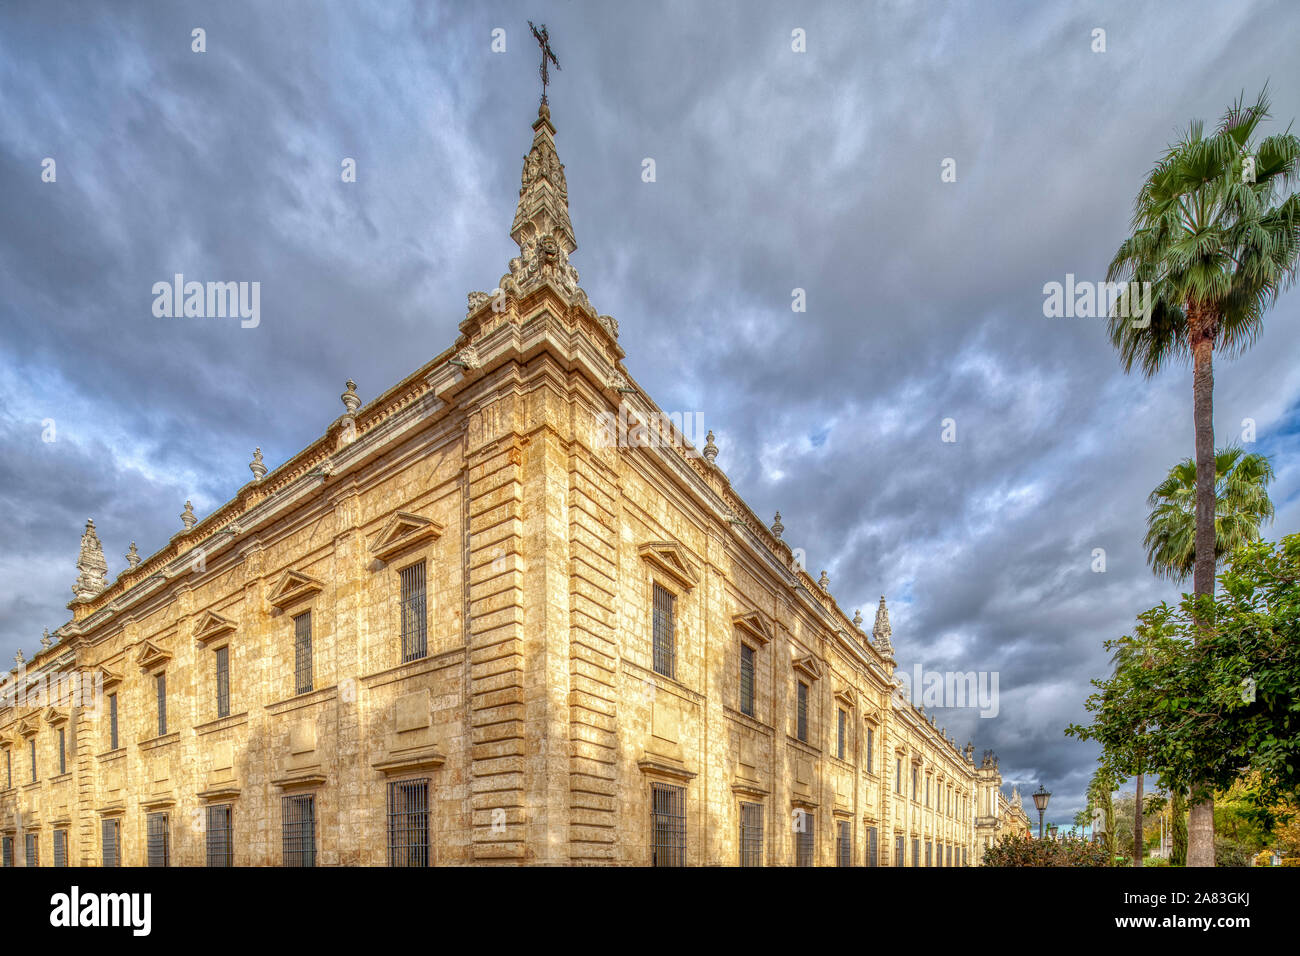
25, 832, 37, 867
866, 826, 878, 867
739, 802, 763, 867
387, 778, 430, 867
207, 804, 233, 867
147, 812, 169, 867
795, 810, 815, 867
101, 818, 120, 867
282, 794, 317, 867
53, 828, 67, 867
650, 782, 686, 867
836, 820, 852, 867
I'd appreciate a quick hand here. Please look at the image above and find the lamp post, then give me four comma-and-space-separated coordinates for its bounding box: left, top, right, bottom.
1032, 785, 1051, 839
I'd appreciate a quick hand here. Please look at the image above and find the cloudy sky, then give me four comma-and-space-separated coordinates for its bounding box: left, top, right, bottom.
2, 0, 1297, 827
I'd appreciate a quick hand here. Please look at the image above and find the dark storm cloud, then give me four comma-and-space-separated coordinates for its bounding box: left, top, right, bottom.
2, 0, 1298, 824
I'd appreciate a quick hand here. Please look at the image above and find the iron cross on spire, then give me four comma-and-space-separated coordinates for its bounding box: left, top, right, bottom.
528, 20, 561, 105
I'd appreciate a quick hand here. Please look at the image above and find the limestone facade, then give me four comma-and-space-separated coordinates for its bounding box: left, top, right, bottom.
0, 98, 1014, 867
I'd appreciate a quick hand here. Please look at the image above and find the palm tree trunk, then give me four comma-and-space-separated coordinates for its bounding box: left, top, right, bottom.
1134, 772, 1144, 866
1187, 303, 1217, 866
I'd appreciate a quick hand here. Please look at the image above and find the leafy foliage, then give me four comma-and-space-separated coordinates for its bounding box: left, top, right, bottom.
981, 832, 1113, 867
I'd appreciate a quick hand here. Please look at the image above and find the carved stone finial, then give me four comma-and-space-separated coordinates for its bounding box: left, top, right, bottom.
249, 447, 267, 481
71, 518, 109, 600
818, 570, 829, 590
702, 431, 718, 464
40, 628, 52, 650
341, 380, 361, 416
771, 512, 783, 539
14, 649, 24, 665
180, 500, 197, 530
853, 608, 863, 628
126, 542, 140, 569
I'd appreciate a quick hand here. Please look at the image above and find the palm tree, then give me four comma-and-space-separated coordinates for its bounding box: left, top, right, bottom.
1145, 446, 1275, 582
1107, 86, 1300, 867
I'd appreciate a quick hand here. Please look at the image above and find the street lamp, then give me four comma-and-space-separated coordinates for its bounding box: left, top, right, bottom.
1032, 785, 1051, 839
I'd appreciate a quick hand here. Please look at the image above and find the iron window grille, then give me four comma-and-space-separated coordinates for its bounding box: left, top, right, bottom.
156, 672, 167, 737
29, 738, 36, 782
58, 728, 66, 775
293, 611, 313, 695
867, 826, 878, 867
400, 561, 428, 663
912, 837, 920, 867
795, 811, 814, 867
215, 645, 230, 718
836, 820, 852, 867
962, 847, 967, 867
836, 709, 846, 760
207, 804, 233, 867
895, 757, 901, 794
109, 693, 118, 751
25, 832, 37, 867
651, 583, 675, 678
102, 818, 120, 867
5, 749, 9, 788
282, 794, 316, 867
947, 845, 953, 867
912, 767, 918, 801
937, 842, 943, 867
925, 776, 930, 807
54, 827, 68, 867
739, 643, 755, 717
650, 782, 685, 867
796, 682, 808, 742
866, 728, 873, 774
739, 802, 763, 867
387, 779, 430, 867
2, 835, 12, 867
925, 840, 932, 867
147, 812, 170, 867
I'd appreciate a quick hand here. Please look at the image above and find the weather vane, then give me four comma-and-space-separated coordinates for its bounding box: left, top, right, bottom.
528, 20, 561, 105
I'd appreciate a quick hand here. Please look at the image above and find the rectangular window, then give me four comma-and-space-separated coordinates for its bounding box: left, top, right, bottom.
101, 818, 120, 867
156, 672, 167, 737
207, 805, 233, 867
925, 776, 930, 807
739, 802, 763, 867
5, 749, 9, 788
962, 847, 967, 867
925, 840, 932, 867
795, 810, 814, 867
912, 767, 918, 801
651, 583, 675, 678
866, 727, 873, 773
836, 708, 846, 760
109, 693, 118, 751
1, 835, 11, 867
796, 682, 808, 742
937, 841, 943, 866
215, 645, 230, 718
30, 737, 36, 782
912, 837, 920, 867
400, 561, 428, 663
866, 826, 878, 867
282, 794, 316, 867
387, 779, 430, 867
650, 782, 686, 867
895, 757, 902, 794
58, 728, 66, 775
895, 834, 905, 867
294, 611, 313, 695
53, 829, 67, 867
836, 820, 852, 867
147, 812, 169, 867
947, 844, 953, 867
739, 644, 755, 717
25, 832, 37, 867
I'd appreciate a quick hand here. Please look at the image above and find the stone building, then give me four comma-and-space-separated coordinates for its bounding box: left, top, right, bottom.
0, 91, 1015, 867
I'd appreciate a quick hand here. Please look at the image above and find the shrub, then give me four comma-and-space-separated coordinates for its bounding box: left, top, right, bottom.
981, 833, 1112, 867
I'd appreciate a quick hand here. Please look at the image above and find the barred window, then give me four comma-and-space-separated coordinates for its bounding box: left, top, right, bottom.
836, 820, 852, 867
101, 818, 120, 867
947, 844, 953, 867
912, 837, 920, 867
2, 835, 11, 867
795, 810, 814, 867
293, 611, 313, 695
147, 812, 169, 867
739, 802, 762, 867
29, 737, 36, 782
282, 794, 316, 867
58, 728, 66, 775
207, 804, 233, 867
25, 832, 37, 867
912, 766, 918, 800
937, 841, 943, 866
650, 782, 685, 867
925, 775, 930, 806
400, 561, 428, 663
215, 645, 230, 718
796, 681, 808, 742
5, 749, 9, 789
962, 846, 967, 867
109, 693, 118, 751
651, 583, 675, 678
895, 757, 902, 794
925, 840, 932, 867
387, 779, 430, 867
53, 828, 67, 867
895, 834, 905, 867
156, 672, 167, 737
739, 643, 755, 717
836, 708, 846, 760
866, 727, 874, 773
866, 826, 878, 867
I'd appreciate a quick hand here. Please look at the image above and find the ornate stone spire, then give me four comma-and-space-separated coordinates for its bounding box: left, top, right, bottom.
40, 628, 52, 650
771, 512, 783, 539
872, 595, 895, 659
126, 541, 141, 569
817, 570, 830, 591
180, 500, 197, 530
71, 518, 109, 600
340, 380, 360, 416
702, 431, 718, 464
249, 447, 267, 481
853, 608, 863, 628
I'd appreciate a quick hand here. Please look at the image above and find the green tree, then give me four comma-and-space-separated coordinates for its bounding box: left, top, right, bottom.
1171, 789, 1188, 865
1105, 87, 1300, 865
1144, 447, 1274, 582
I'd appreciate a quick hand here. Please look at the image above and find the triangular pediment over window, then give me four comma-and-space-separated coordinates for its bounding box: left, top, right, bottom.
733, 611, 773, 645
267, 570, 323, 610
17, 716, 40, 738
43, 707, 69, 727
792, 654, 823, 682
834, 687, 856, 709
638, 541, 699, 591
368, 512, 444, 562
135, 640, 172, 673
193, 610, 237, 646
88, 663, 123, 689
